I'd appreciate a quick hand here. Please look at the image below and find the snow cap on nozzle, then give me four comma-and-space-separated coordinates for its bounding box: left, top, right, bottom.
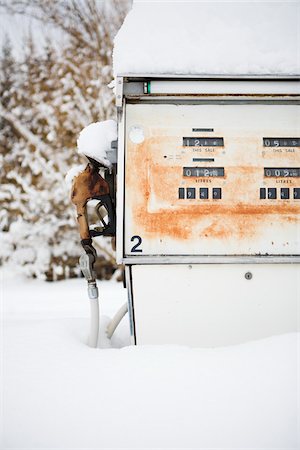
77, 120, 117, 168
65, 164, 86, 189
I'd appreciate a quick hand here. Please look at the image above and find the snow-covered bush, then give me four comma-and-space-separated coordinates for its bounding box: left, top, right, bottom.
0, 1, 130, 280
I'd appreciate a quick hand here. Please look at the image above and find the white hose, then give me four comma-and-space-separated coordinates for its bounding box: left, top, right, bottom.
89, 298, 99, 348
106, 302, 128, 339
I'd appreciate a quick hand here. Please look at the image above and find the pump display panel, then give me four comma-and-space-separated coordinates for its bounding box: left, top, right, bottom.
183, 137, 224, 147
264, 168, 300, 177
183, 167, 225, 177
124, 103, 300, 256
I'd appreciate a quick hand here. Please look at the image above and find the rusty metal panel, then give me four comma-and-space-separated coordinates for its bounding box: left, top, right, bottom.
124, 103, 300, 256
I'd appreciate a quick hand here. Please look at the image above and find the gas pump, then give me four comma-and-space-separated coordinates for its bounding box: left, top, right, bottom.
115, 75, 300, 346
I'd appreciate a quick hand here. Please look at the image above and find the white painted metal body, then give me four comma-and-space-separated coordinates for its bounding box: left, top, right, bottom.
124, 103, 299, 257
150, 80, 300, 95
116, 76, 300, 346
130, 264, 299, 347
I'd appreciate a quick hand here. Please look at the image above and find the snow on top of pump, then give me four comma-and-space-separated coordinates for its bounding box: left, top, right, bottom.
113, 0, 299, 76
77, 120, 117, 168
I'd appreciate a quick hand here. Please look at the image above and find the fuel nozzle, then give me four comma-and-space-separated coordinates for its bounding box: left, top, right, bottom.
71, 161, 116, 241
79, 253, 96, 283
79, 248, 99, 299
79, 245, 99, 348
80, 240, 97, 275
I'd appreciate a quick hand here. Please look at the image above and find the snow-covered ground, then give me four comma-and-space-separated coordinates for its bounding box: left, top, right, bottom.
1, 268, 299, 449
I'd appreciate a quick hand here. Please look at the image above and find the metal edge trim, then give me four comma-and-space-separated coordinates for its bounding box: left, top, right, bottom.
125, 265, 136, 345
122, 256, 300, 264
119, 74, 300, 81
116, 101, 126, 263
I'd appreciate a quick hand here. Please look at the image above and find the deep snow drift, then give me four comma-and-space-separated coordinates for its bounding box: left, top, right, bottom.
113, 1, 300, 76
1, 269, 299, 449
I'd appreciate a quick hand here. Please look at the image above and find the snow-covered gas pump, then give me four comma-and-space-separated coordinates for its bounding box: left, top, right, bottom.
70, 2, 299, 348
115, 75, 300, 346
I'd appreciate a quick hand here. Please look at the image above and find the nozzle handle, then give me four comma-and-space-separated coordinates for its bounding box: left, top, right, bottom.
79, 253, 96, 282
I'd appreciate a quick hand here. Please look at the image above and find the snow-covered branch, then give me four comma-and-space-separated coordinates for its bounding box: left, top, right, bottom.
0, 1, 129, 280
0, 105, 49, 154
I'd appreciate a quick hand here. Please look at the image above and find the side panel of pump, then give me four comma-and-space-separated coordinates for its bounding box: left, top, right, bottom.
124, 103, 300, 257
130, 264, 300, 346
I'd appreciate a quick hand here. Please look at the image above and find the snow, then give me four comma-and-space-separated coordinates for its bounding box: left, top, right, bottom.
113, 1, 300, 76
1, 268, 299, 449
65, 164, 86, 189
77, 120, 118, 168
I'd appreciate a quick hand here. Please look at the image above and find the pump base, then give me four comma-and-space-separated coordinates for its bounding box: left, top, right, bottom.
126, 263, 300, 347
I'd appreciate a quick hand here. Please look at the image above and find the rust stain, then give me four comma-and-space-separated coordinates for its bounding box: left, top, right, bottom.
202, 215, 260, 240
72, 164, 110, 202
125, 135, 300, 242
71, 164, 110, 240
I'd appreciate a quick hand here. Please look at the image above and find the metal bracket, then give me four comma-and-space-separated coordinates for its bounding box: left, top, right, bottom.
106, 140, 117, 164
116, 76, 123, 108
87, 281, 99, 300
